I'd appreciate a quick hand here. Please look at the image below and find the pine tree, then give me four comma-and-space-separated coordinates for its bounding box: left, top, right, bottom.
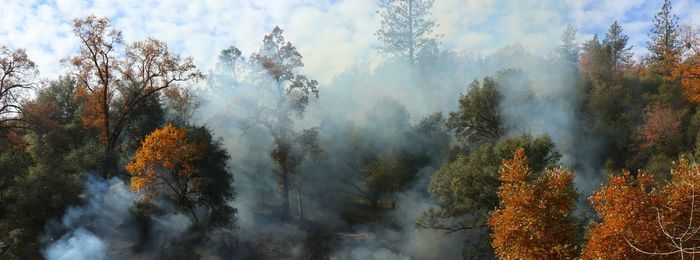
557, 24, 580, 64
375, 0, 440, 64
603, 21, 633, 72
647, 0, 681, 80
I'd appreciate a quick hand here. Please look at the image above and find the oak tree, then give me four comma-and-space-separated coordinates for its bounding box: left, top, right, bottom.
67, 16, 202, 154
127, 124, 236, 225
0, 45, 37, 138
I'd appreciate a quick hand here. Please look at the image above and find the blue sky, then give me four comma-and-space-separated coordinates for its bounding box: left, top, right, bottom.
1, 0, 699, 83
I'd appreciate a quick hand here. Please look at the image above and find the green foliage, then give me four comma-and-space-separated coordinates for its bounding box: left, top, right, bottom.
364, 150, 424, 207
186, 126, 238, 227
447, 77, 503, 146
647, 0, 681, 78
417, 134, 560, 258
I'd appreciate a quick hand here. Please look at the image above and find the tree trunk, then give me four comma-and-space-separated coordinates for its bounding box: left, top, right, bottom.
296, 187, 303, 220
282, 171, 290, 220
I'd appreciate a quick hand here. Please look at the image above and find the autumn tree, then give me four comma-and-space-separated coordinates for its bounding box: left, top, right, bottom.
676, 24, 700, 102
583, 158, 700, 259
417, 134, 560, 258
127, 124, 236, 226
0, 45, 37, 139
489, 148, 579, 259
375, 0, 440, 64
648, 0, 681, 80
582, 171, 660, 258
632, 102, 682, 156
66, 16, 202, 157
447, 77, 503, 146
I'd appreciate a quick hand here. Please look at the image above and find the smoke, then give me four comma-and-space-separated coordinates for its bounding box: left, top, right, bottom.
43, 175, 136, 260
42, 174, 195, 259
45, 228, 107, 260
192, 31, 609, 256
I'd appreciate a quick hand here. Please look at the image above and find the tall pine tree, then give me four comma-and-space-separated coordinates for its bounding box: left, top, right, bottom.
647, 0, 681, 80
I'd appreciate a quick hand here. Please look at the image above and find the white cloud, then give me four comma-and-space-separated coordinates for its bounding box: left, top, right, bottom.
0, 0, 696, 83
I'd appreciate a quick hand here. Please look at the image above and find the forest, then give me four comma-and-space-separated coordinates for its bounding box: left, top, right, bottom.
3, 0, 700, 259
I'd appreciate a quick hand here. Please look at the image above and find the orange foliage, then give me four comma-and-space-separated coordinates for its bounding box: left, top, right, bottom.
584, 159, 700, 258
677, 25, 700, 103
489, 148, 578, 259
632, 102, 682, 154
677, 56, 700, 103
583, 172, 660, 259
75, 85, 111, 143
126, 124, 205, 199
67, 16, 201, 151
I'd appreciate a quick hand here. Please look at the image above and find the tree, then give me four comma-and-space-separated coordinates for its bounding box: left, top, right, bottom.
583, 158, 700, 259
489, 148, 579, 259
557, 24, 580, 65
210, 29, 320, 220
375, 0, 440, 64
362, 150, 423, 208
585, 167, 662, 258
417, 134, 560, 258
66, 16, 202, 155
0, 45, 37, 139
339, 106, 440, 209
127, 124, 236, 226
603, 21, 633, 74
0, 76, 98, 259
632, 102, 682, 155
648, 0, 681, 80
447, 77, 503, 146
676, 24, 700, 102
241, 26, 319, 220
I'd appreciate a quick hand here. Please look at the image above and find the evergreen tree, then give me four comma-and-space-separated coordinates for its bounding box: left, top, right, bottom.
557, 24, 580, 64
647, 0, 681, 80
375, 0, 440, 64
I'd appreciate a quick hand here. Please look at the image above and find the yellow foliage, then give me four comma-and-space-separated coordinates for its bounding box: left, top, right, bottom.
126, 123, 205, 199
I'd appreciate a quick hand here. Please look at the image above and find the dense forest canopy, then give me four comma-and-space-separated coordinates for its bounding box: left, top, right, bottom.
4, 0, 700, 259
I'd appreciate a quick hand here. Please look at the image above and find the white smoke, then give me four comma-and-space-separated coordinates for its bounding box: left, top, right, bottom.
44, 228, 107, 260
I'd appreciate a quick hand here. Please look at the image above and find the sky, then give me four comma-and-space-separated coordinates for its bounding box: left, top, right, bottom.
1, 0, 700, 84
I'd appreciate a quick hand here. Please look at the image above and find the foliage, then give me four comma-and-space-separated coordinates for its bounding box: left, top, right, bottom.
0, 45, 37, 138
67, 16, 202, 153
447, 77, 503, 146
583, 158, 700, 258
632, 102, 682, 155
417, 134, 560, 258
489, 148, 579, 259
648, 0, 681, 80
127, 124, 236, 226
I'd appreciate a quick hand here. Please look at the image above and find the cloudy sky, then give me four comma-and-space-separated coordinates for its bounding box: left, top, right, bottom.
2, 0, 699, 84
